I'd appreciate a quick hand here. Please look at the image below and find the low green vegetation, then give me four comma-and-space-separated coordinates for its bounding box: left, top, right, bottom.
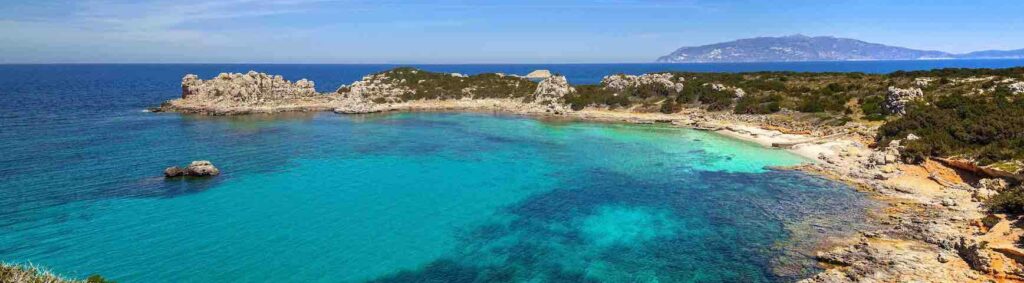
985, 185, 1024, 214
344, 67, 538, 101
877, 92, 1024, 165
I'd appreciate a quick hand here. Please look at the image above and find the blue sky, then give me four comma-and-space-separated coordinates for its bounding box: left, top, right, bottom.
1, 0, 1022, 63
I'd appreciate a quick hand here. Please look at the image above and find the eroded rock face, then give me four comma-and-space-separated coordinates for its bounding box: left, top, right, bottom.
164, 160, 220, 178
884, 86, 924, 115
601, 73, 684, 94
181, 71, 318, 105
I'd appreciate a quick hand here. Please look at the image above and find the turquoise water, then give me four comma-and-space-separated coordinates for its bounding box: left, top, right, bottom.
1, 112, 872, 282
0, 64, 889, 282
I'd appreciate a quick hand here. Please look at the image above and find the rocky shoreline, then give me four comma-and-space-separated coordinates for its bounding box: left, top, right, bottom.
154, 69, 1024, 282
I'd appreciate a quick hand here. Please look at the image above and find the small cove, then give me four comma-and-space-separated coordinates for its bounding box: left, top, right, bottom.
1, 111, 874, 282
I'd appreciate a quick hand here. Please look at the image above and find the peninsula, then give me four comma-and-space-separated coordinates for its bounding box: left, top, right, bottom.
156, 67, 1024, 282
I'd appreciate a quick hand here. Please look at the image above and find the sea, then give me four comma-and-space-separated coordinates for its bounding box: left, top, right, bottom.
1, 60, 1022, 282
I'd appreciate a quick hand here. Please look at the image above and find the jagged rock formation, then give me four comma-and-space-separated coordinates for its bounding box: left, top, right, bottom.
601, 73, 685, 94
181, 71, 318, 104
160, 71, 331, 114
164, 160, 220, 178
883, 86, 924, 115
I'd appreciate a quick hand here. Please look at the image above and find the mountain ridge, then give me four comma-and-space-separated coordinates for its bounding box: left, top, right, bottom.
656, 35, 1023, 63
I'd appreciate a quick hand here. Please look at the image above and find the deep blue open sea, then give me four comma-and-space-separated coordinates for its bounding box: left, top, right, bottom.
1, 60, 1021, 282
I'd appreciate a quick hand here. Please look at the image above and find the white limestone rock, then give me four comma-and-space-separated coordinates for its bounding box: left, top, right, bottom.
601, 73, 684, 95
883, 86, 924, 115
180, 71, 318, 105
532, 75, 574, 114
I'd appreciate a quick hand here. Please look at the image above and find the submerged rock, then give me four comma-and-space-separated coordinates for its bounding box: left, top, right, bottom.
164, 160, 220, 178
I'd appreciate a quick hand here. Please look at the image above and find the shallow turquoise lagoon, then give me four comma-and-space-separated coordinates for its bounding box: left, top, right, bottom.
0, 111, 872, 282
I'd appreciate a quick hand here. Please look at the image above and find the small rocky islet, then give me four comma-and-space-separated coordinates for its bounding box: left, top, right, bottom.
155, 67, 1024, 282
163, 160, 220, 178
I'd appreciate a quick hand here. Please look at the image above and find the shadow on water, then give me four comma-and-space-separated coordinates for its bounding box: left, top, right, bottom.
369, 168, 872, 282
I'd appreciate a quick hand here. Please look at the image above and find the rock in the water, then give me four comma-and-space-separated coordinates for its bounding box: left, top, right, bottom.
884, 86, 924, 115
185, 160, 220, 176
181, 71, 318, 104
165, 160, 220, 177
163, 166, 185, 177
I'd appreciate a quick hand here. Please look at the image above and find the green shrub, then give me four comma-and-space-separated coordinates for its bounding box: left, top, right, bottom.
734, 94, 782, 114
986, 186, 1024, 214
878, 93, 1024, 165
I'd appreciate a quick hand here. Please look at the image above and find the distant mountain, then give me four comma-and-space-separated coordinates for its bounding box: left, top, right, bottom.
656, 35, 1022, 63
957, 49, 1024, 59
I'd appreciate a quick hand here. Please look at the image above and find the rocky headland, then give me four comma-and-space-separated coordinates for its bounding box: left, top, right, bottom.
155, 67, 1024, 282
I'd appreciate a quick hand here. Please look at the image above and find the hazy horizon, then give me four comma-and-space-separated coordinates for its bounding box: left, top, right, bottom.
2, 0, 1022, 64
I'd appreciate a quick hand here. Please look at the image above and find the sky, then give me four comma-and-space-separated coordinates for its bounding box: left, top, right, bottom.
0, 0, 1022, 63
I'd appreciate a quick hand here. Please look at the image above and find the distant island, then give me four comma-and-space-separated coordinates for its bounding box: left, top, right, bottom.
656, 34, 1024, 63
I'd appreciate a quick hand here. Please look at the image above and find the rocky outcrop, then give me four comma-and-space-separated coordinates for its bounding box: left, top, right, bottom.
956, 238, 993, 272
181, 71, 318, 104
883, 86, 924, 115
914, 77, 934, 87
601, 73, 685, 94
868, 139, 902, 166
164, 160, 220, 178
709, 83, 746, 98
1009, 82, 1024, 94
338, 73, 413, 103
532, 76, 574, 114
161, 71, 332, 114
